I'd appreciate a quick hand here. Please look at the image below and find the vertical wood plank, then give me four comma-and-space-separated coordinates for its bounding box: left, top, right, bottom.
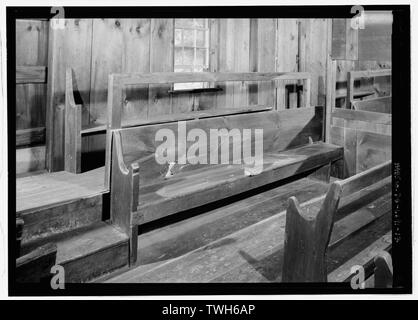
299, 19, 328, 107
122, 19, 151, 123
149, 19, 174, 117
345, 19, 358, 60
332, 19, 346, 59
276, 19, 299, 109
46, 19, 93, 171
217, 19, 235, 108
232, 19, 250, 108
89, 19, 124, 126
256, 19, 276, 108
248, 18, 259, 106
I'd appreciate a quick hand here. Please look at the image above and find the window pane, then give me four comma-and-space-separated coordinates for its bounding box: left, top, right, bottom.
196, 49, 206, 66
182, 29, 194, 46
196, 30, 206, 47
183, 48, 194, 65
175, 29, 182, 45
175, 47, 183, 65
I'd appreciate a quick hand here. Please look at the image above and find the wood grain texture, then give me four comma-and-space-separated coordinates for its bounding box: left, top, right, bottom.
16, 127, 45, 147
282, 161, 391, 283
356, 131, 391, 172
16, 243, 57, 283
255, 19, 277, 108
16, 66, 46, 84
282, 182, 342, 282
16, 146, 46, 174
352, 96, 391, 114
299, 19, 328, 106
148, 19, 174, 117
328, 232, 391, 283
106, 179, 390, 283
16, 19, 48, 131
16, 166, 106, 213
46, 19, 93, 171
55, 222, 129, 282
331, 19, 346, 59
64, 68, 82, 173
276, 19, 299, 109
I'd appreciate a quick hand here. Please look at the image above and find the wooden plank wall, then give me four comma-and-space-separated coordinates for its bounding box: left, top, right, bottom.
331, 14, 392, 108
15, 20, 49, 174
22, 18, 331, 171
16, 19, 48, 135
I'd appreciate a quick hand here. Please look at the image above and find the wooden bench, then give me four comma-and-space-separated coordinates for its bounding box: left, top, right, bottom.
110, 107, 343, 265
282, 160, 392, 283
346, 69, 391, 110
65, 70, 312, 174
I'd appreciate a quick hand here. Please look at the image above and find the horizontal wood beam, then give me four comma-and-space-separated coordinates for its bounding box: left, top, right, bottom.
16, 66, 47, 84
332, 108, 392, 125
111, 72, 312, 86
16, 127, 45, 147
349, 69, 391, 80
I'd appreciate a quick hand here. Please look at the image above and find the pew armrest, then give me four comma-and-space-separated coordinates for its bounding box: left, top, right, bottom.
110, 130, 140, 264
64, 68, 83, 173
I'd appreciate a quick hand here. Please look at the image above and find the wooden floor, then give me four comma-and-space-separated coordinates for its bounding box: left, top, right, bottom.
16, 166, 106, 213
105, 176, 391, 283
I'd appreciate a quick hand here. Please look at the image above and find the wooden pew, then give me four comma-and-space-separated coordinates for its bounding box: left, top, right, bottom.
282, 160, 391, 283
15, 219, 57, 283
346, 69, 391, 110
65, 70, 312, 174
110, 105, 343, 264
105, 71, 313, 185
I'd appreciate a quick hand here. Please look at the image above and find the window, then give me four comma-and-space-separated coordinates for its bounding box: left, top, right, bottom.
174, 19, 210, 90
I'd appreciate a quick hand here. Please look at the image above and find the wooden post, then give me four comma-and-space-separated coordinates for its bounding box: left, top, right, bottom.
110, 130, 140, 264
282, 182, 342, 282
324, 19, 334, 143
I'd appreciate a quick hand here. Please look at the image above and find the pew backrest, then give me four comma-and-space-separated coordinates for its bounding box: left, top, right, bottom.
346, 69, 391, 109
282, 160, 392, 282
105, 71, 313, 187
113, 106, 324, 186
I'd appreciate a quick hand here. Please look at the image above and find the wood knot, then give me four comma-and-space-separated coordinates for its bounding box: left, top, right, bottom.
136, 25, 141, 33
158, 24, 165, 37
74, 19, 80, 26
115, 20, 121, 27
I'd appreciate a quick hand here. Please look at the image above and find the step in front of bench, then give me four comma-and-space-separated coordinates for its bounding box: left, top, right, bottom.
56, 222, 129, 283
21, 221, 129, 283
135, 142, 343, 225
17, 167, 107, 244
